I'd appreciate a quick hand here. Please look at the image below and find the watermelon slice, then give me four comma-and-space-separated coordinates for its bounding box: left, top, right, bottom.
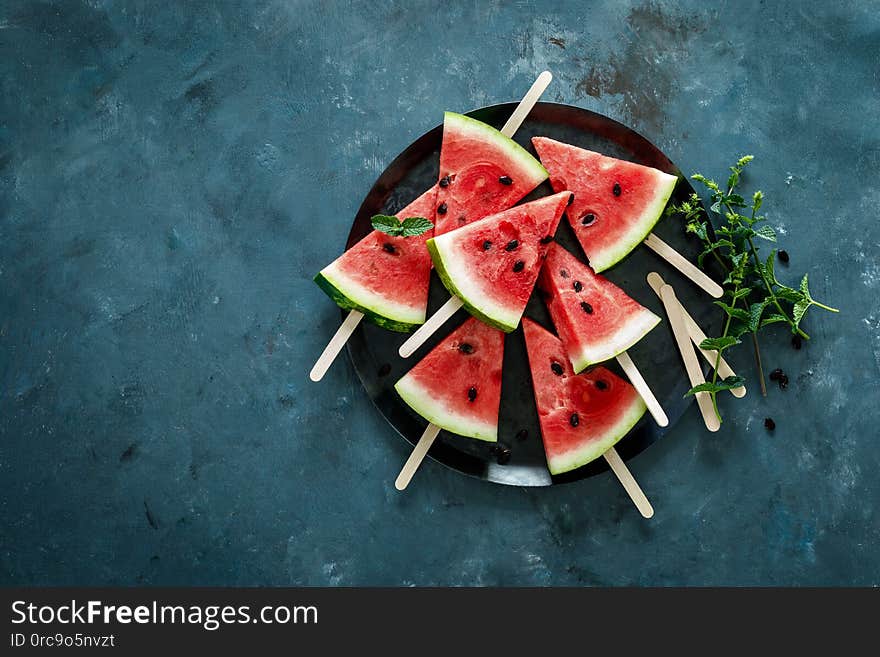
538, 243, 660, 373
394, 317, 504, 442
522, 318, 646, 475
314, 186, 437, 332
433, 112, 548, 237
427, 191, 570, 332
531, 137, 678, 273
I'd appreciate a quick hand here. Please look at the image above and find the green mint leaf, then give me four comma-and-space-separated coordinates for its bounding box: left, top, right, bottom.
754, 225, 777, 241
764, 250, 777, 284
775, 287, 802, 303
685, 382, 722, 396
371, 214, 404, 236
760, 314, 787, 327
399, 216, 433, 237
684, 376, 744, 397
727, 170, 740, 190
731, 287, 753, 300
699, 335, 741, 352
799, 273, 811, 300
793, 299, 810, 328
748, 300, 768, 332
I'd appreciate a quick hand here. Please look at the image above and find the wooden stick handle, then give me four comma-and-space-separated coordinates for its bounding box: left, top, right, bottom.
395, 423, 441, 491
398, 296, 464, 358
643, 232, 723, 298
309, 310, 364, 382
646, 272, 745, 398
659, 284, 721, 432
500, 71, 552, 138
615, 351, 669, 427
603, 447, 654, 519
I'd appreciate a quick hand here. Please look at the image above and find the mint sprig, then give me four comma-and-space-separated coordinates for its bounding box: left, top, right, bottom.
667, 155, 839, 422
371, 215, 433, 238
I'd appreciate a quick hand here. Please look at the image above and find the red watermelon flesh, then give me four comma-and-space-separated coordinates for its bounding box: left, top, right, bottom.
394, 317, 504, 442
427, 191, 569, 332
314, 186, 437, 332
522, 318, 646, 475
539, 243, 660, 373
433, 112, 548, 237
531, 137, 677, 273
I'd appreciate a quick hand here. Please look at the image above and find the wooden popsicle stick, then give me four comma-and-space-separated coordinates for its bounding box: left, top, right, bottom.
500, 71, 552, 138
603, 446, 654, 519
312, 72, 553, 380
659, 284, 721, 432
399, 295, 464, 358
646, 272, 746, 398
643, 232, 723, 299
309, 310, 364, 382
615, 351, 669, 427
394, 423, 441, 491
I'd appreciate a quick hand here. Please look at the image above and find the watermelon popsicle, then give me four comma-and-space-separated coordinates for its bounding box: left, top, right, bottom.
310, 72, 553, 382
538, 243, 668, 427
394, 317, 505, 490
531, 137, 723, 298
522, 318, 653, 517
398, 191, 569, 356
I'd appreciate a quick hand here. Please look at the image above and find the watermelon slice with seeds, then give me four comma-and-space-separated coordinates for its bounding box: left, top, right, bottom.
314, 187, 438, 332
538, 243, 660, 373
394, 317, 504, 442
427, 191, 570, 332
532, 137, 677, 272
433, 112, 548, 237
523, 318, 646, 475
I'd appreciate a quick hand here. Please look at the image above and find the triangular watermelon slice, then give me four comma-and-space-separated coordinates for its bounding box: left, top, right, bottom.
523, 318, 646, 475
427, 191, 570, 332
394, 317, 504, 442
314, 186, 437, 332
433, 112, 548, 237
538, 243, 660, 373
532, 137, 677, 272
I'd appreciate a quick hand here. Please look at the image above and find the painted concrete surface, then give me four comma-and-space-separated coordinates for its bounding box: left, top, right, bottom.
1, 1, 877, 585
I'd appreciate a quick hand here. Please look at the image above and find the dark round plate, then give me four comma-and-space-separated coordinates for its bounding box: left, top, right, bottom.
343, 102, 718, 486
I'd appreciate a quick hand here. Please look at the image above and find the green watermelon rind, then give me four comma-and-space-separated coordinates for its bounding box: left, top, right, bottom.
547, 394, 647, 475
444, 111, 548, 186
570, 309, 662, 374
394, 375, 498, 442
426, 237, 521, 333
587, 172, 679, 273
314, 268, 423, 333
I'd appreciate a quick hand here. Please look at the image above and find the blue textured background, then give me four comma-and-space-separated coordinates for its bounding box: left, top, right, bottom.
1, 0, 877, 585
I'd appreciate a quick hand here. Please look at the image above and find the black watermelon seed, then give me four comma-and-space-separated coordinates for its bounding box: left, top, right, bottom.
778, 250, 790, 263
493, 442, 512, 464
769, 368, 784, 381
513, 260, 525, 273
377, 363, 392, 377
596, 379, 608, 390
551, 361, 564, 376
764, 417, 776, 431
569, 413, 579, 427
573, 281, 583, 293
560, 269, 569, 278
505, 239, 519, 251
437, 202, 448, 215
468, 386, 477, 402
778, 374, 789, 390
439, 175, 451, 187
540, 235, 554, 245
581, 213, 596, 226
382, 242, 396, 254
791, 335, 802, 350
613, 182, 621, 196
458, 342, 474, 354
499, 175, 513, 185
567, 193, 575, 206
515, 428, 529, 442
482, 240, 492, 250
580, 301, 594, 314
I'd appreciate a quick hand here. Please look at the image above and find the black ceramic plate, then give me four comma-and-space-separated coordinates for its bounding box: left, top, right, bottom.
343, 102, 717, 486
